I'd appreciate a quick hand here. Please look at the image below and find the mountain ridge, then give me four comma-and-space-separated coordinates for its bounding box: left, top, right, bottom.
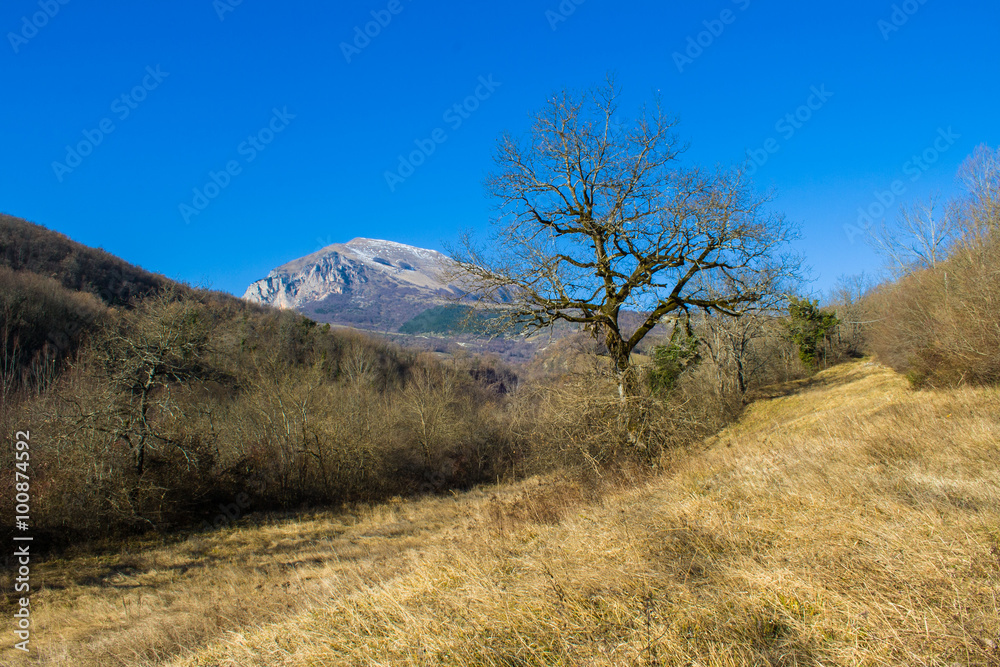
243, 237, 464, 332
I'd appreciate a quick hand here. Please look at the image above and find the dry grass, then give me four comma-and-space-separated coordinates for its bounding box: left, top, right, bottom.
4, 360, 1000, 666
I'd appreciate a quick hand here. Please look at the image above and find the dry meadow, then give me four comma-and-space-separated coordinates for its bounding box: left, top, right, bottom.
3, 360, 998, 666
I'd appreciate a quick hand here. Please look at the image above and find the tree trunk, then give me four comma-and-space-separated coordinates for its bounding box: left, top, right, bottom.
136, 432, 145, 477
606, 331, 638, 399
735, 354, 747, 395
615, 359, 641, 400
607, 334, 648, 456
136, 387, 150, 477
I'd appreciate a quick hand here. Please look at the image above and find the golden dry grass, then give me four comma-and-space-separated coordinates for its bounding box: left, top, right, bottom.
4, 360, 999, 666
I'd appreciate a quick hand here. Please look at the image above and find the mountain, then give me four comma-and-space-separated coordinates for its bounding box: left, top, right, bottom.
243, 238, 464, 332
242, 238, 672, 361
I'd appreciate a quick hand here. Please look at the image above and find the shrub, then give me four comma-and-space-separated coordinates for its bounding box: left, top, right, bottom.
866, 145, 1000, 386
868, 235, 1000, 386
785, 297, 839, 371
648, 331, 701, 395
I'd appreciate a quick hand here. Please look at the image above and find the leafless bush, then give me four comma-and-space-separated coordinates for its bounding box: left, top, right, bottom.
506, 357, 728, 479
9, 291, 526, 543
867, 145, 1000, 387
869, 236, 1000, 386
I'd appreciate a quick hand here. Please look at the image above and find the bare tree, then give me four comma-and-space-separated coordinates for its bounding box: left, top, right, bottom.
827, 272, 877, 357
693, 271, 796, 396
868, 147, 999, 277
953, 144, 1000, 247
701, 307, 772, 397
868, 197, 958, 275
86, 291, 213, 477
452, 78, 799, 399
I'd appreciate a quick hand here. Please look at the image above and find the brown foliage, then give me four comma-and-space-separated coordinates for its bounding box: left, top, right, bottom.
5, 291, 523, 546
0, 213, 168, 306
868, 235, 1000, 386
867, 145, 1000, 387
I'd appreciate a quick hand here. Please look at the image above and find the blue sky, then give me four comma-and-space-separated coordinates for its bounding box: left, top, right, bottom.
1, 0, 997, 298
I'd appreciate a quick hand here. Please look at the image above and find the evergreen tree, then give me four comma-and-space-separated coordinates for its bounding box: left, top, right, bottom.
786, 297, 839, 370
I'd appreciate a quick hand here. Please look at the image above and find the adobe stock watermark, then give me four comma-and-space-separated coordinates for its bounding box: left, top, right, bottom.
545, 0, 586, 31
7, 0, 70, 54
878, 0, 929, 40
384, 75, 501, 192
214, 0, 244, 21
313, 234, 336, 253
341, 0, 411, 64
51, 66, 170, 183
746, 84, 834, 175
179, 107, 295, 224
198, 493, 251, 532
844, 127, 960, 243
12, 430, 32, 653
673, 0, 751, 73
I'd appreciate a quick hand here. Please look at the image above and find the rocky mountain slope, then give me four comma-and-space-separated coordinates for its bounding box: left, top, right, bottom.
242, 238, 671, 362
243, 238, 464, 332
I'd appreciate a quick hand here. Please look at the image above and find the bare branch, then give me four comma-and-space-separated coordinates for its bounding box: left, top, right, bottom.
452, 80, 800, 395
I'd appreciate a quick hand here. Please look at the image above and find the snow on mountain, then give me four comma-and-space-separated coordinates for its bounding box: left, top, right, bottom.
243, 238, 464, 331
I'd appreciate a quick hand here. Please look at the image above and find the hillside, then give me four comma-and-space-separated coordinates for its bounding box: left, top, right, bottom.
2, 216, 532, 554
6, 360, 998, 666
0, 214, 170, 306
0, 214, 241, 393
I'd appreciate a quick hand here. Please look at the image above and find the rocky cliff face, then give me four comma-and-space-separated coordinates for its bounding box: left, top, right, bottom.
243, 238, 464, 331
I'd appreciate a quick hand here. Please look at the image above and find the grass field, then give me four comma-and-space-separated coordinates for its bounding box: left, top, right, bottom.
3, 360, 999, 666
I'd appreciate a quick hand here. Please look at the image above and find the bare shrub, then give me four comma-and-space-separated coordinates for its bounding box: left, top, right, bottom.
870, 235, 1000, 386
507, 357, 726, 478
868, 145, 1000, 386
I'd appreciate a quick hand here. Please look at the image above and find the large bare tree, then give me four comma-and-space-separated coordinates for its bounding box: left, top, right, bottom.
453, 79, 799, 398
867, 197, 956, 276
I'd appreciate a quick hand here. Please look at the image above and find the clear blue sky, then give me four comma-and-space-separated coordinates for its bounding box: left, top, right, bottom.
2, 0, 997, 297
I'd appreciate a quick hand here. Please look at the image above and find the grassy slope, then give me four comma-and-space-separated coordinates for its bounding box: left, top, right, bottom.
5, 361, 999, 666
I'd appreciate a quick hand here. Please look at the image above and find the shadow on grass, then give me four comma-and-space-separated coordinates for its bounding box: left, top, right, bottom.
746, 361, 876, 402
